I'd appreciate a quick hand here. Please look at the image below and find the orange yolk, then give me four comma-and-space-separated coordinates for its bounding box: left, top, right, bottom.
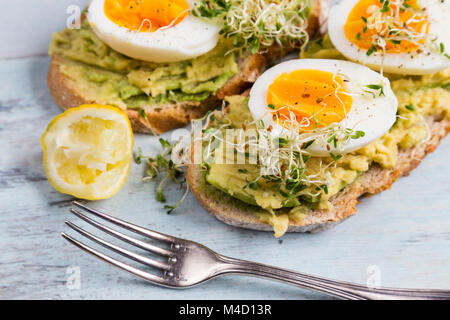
104, 0, 189, 32
266, 70, 353, 131
344, 0, 429, 53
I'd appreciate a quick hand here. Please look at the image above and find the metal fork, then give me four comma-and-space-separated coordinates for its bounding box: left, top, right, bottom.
62, 201, 450, 300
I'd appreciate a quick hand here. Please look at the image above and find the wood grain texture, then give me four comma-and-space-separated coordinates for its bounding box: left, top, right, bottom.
0, 0, 90, 59
0, 56, 449, 300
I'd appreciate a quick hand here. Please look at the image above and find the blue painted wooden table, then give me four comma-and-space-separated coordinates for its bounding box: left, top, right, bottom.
1, 1, 449, 300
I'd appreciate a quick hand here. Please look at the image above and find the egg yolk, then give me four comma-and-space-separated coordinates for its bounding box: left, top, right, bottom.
344, 0, 429, 53
266, 70, 353, 131
104, 0, 189, 32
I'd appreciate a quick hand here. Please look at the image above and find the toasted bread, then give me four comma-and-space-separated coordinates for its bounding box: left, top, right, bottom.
187, 116, 449, 233
47, 2, 320, 134
48, 53, 268, 134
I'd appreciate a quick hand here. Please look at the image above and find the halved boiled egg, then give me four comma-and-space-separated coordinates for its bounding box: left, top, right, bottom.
328, 0, 450, 75
248, 59, 398, 156
87, 0, 220, 63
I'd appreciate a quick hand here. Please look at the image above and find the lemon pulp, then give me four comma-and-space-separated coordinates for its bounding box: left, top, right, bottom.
41, 105, 133, 200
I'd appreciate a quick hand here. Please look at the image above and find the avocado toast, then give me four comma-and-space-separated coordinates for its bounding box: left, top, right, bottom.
187, 113, 449, 235
186, 44, 450, 237
47, 1, 320, 134
182, 0, 450, 237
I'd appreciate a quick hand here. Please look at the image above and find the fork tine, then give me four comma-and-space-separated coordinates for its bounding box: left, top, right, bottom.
73, 201, 176, 243
61, 232, 171, 287
69, 208, 174, 257
65, 221, 171, 271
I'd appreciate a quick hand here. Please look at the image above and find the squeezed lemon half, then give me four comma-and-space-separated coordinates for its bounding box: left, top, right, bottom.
41, 105, 133, 200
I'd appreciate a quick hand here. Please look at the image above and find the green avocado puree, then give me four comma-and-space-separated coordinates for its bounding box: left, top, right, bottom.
49, 19, 239, 108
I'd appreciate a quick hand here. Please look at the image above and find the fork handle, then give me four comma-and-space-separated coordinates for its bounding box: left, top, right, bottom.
218, 257, 450, 300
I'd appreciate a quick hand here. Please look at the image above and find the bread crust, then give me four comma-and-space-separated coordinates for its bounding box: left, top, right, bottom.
187, 117, 450, 233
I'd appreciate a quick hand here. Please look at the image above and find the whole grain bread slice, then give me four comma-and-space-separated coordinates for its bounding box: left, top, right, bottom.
47, 2, 320, 134
187, 116, 449, 233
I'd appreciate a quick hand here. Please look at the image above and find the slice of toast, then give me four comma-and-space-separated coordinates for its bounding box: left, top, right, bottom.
48, 52, 266, 134
187, 116, 449, 233
47, 2, 320, 134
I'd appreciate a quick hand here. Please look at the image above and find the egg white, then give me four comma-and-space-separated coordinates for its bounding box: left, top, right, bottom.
328, 0, 450, 75
248, 59, 398, 156
87, 0, 220, 63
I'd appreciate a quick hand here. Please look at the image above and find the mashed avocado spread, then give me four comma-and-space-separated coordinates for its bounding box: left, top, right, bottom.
201, 39, 449, 236
49, 19, 239, 109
